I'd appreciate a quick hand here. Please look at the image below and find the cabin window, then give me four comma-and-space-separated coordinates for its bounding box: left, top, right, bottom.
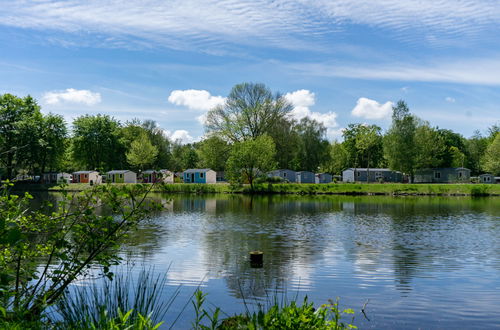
434, 172, 441, 179
357, 171, 360, 177
119, 174, 123, 178
283, 172, 287, 177
458, 172, 463, 178
200, 172, 204, 178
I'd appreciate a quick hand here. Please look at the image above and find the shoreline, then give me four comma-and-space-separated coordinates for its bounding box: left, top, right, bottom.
10, 182, 500, 197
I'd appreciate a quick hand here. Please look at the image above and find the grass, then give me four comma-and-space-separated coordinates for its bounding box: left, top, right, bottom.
12, 182, 500, 196
54, 268, 179, 329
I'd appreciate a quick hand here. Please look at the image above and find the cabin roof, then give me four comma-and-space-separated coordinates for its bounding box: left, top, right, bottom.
107, 170, 133, 174
184, 168, 213, 173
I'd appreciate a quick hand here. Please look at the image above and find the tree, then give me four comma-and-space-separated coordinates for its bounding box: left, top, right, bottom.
226, 135, 277, 189
0, 94, 41, 178
414, 124, 447, 169
294, 118, 330, 172
322, 141, 349, 175
126, 132, 159, 170
436, 128, 467, 167
205, 83, 293, 142
465, 131, 489, 175
0, 183, 160, 321
197, 136, 231, 171
482, 133, 500, 175
343, 124, 383, 169
383, 100, 417, 179
35, 114, 67, 173
72, 115, 125, 171
140, 120, 172, 169
355, 124, 383, 181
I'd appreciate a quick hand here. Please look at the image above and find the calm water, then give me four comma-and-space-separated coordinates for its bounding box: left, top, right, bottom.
42, 193, 500, 329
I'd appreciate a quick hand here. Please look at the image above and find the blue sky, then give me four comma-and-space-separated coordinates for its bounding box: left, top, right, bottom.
1, 0, 499, 142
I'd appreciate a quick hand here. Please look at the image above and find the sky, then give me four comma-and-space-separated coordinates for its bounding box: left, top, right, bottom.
0, 0, 499, 143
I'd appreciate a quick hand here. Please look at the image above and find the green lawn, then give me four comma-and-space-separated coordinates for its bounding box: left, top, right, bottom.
12, 182, 500, 196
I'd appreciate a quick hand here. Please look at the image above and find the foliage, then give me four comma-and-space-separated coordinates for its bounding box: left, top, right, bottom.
126, 132, 159, 170
196, 294, 356, 330
55, 268, 176, 329
294, 118, 330, 172
343, 124, 383, 169
383, 100, 417, 178
205, 82, 293, 143
323, 141, 349, 175
414, 123, 446, 169
226, 135, 277, 189
0, 182, 160, 322
72, 114, 125, 171
0, 94, 55, 179
482, 133, 500, 175
197, 136, 231, 171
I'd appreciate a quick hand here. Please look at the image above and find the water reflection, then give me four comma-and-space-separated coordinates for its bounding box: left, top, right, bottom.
33, 192, 500, 329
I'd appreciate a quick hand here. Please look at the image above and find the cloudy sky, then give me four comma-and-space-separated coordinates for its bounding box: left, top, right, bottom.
1, 0, 499, 142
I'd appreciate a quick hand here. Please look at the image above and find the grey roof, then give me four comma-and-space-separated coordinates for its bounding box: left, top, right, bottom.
345, 168, 395, 172
73, 170, 98, 174
107, 170, 134, 174
142, 170, 157, 174
296, 171, 314, 174
479, 173, 494, 176
184, 168, 214, 173
417, 167, 470, 171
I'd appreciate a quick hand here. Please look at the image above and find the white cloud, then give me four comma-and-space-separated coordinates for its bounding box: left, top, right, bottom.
42, 88, 101, 106
284, 89, 339, 139
291, 57, 500, 86
1, 1, 498, 51
351, 97, 393, 120
165, 129, 196, 144
168, 89, 225, 111
445, 96, 456, 103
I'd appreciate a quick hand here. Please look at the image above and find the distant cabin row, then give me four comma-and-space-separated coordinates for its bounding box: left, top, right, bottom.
39, 167, 499, 184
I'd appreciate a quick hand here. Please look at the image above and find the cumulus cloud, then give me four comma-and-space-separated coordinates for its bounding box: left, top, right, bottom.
351, 97, 393, 120
42, 88, 101, 106
164, 129, 196, 144
445, 96, 456, 103
284, 89, 339, 139
168, 89, 225, 111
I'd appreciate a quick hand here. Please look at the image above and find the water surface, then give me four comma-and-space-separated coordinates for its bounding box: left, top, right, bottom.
42, 193, 500, 329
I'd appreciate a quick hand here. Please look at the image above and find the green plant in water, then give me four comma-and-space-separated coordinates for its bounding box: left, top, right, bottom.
0, 181, 161, 324
55, 267, 179, 329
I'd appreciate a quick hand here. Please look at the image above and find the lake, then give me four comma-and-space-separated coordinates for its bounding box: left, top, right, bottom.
41, 193, 500, 329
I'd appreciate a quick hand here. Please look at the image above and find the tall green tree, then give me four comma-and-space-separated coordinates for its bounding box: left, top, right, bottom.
140, 119, 172, 169
126, 132, 159, 170
205, 83, 293, 142
72, 115, 124, 171
226, 135, 277, 189
0, 94, 41, 178
322, 141, 349, 175
436, 128, 467, 167
197, 136, 231, 171
383, 100, 417, 179
294, 118, 330, 172
355, 124, 383, 179
482, 133, 500, 175
465, 131, 489, 175
343, 123, 383, 169
414, 123, 447, 169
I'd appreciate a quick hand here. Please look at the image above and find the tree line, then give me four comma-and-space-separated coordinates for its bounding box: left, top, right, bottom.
1, 83, 499, 181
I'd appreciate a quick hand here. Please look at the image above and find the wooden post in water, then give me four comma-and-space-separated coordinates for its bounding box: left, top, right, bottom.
250, 251, 263, 268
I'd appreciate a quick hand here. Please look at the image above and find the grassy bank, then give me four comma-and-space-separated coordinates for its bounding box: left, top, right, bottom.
12, 182, 500, 196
